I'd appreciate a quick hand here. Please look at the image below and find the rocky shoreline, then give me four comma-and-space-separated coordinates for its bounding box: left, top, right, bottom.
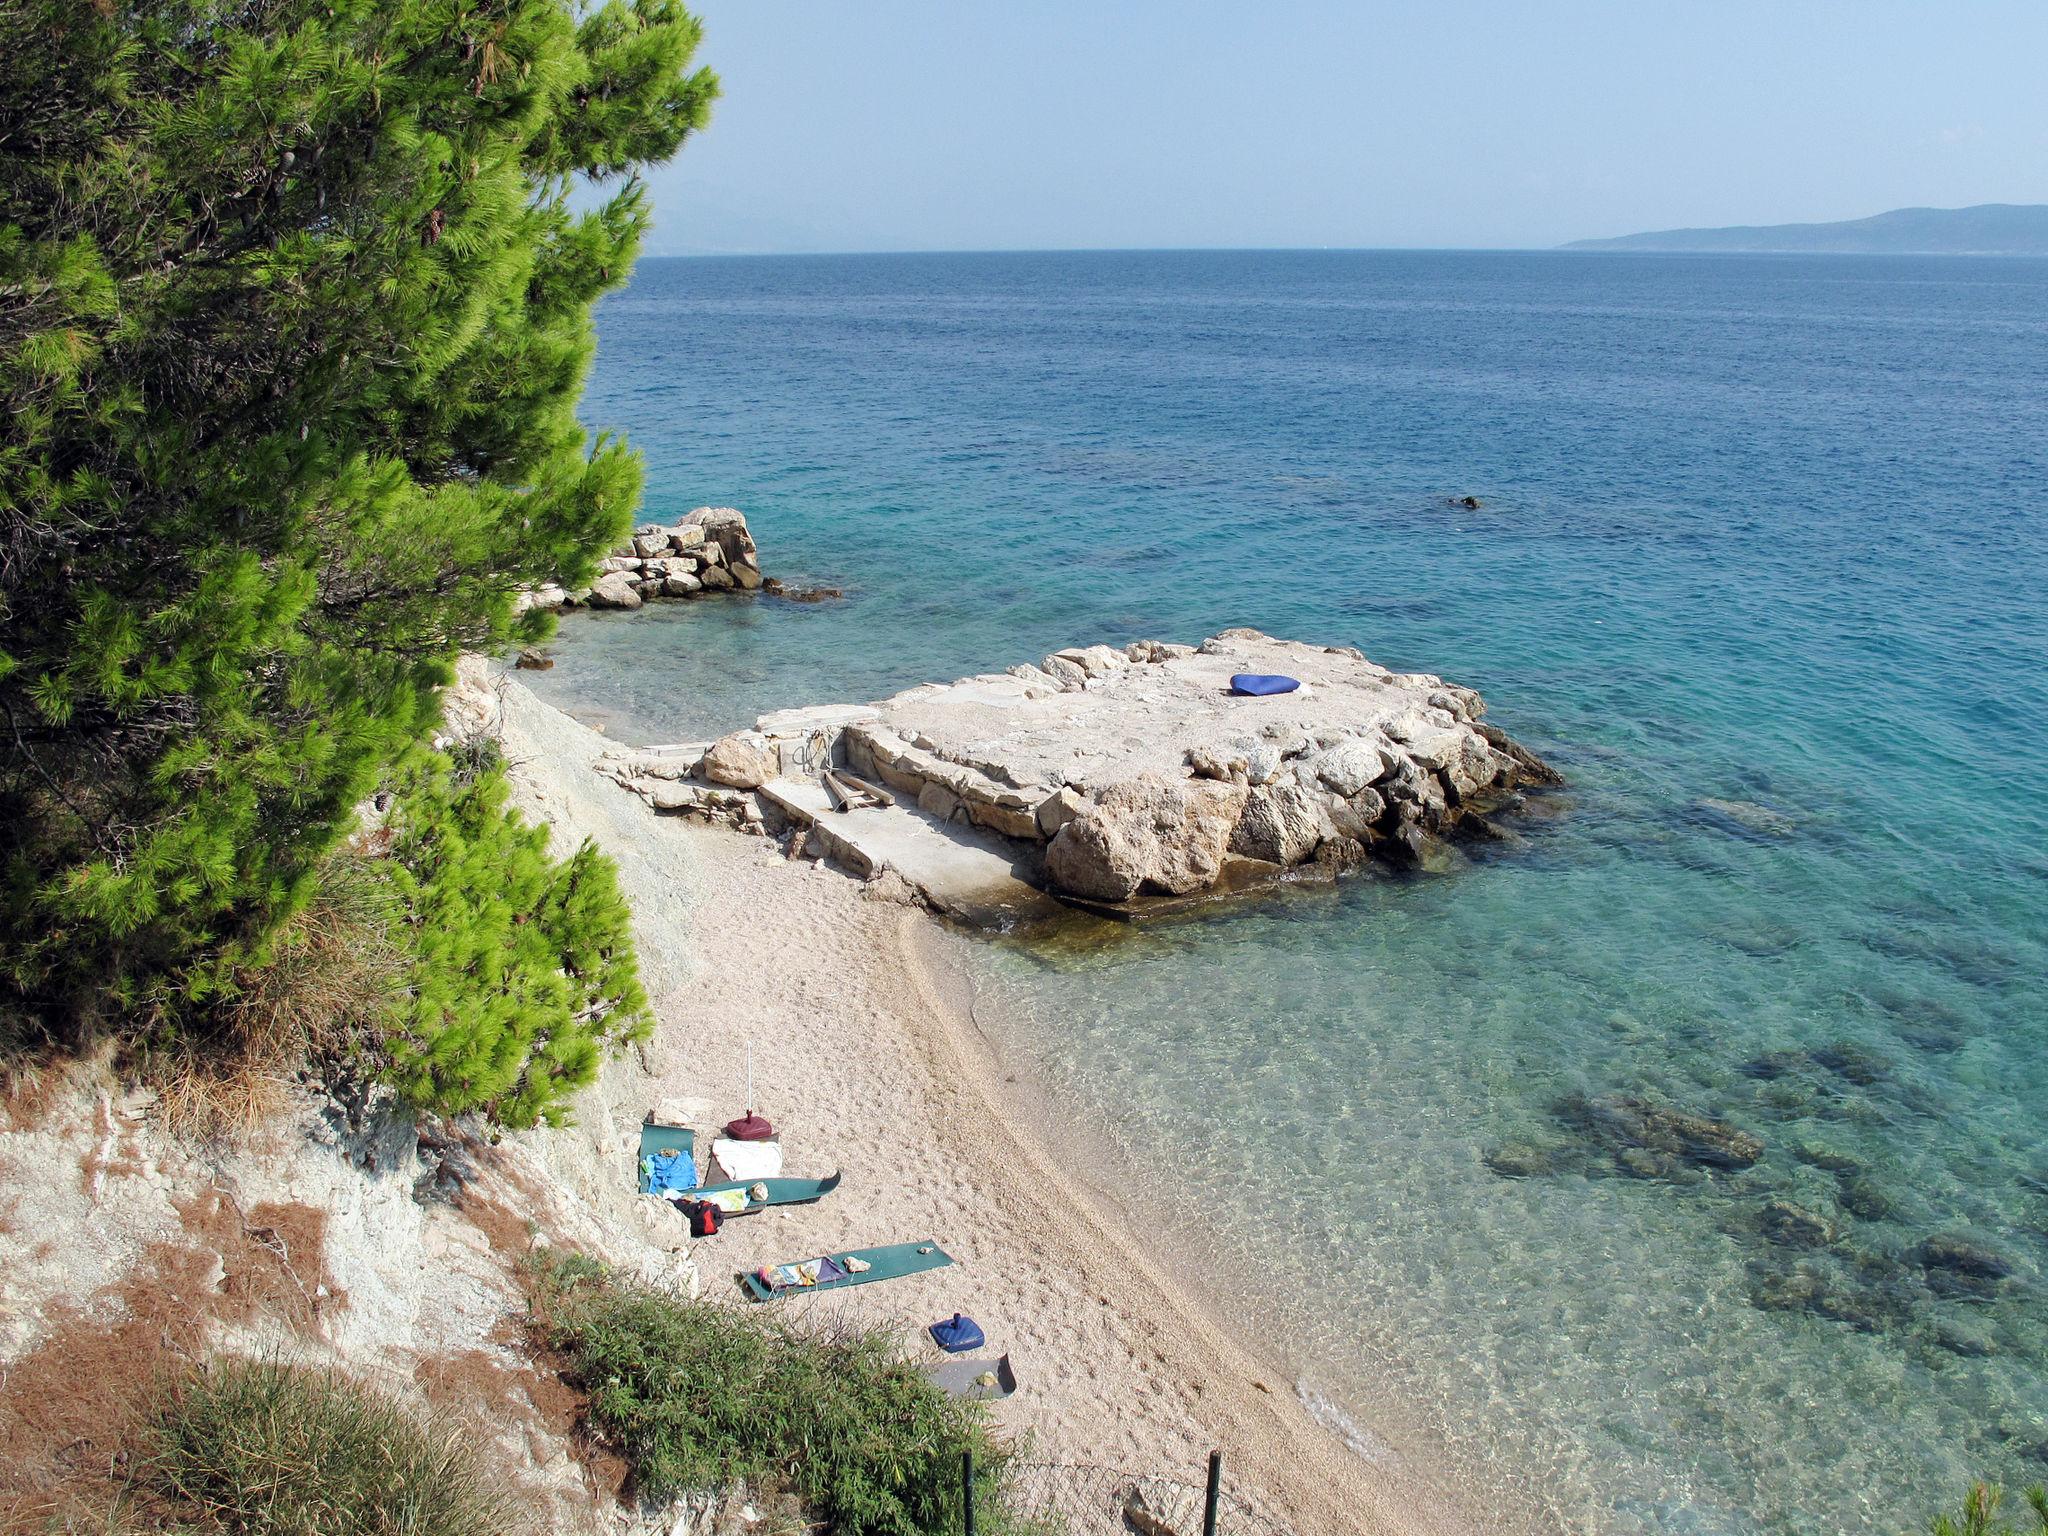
591, 628, 1561, 917
519, 507, 840, 616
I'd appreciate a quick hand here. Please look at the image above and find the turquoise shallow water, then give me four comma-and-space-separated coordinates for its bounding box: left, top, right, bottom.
528, 251, 2048, 1533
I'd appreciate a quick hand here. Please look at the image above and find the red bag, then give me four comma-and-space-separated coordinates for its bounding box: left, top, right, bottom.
687, 1200, 721, 1239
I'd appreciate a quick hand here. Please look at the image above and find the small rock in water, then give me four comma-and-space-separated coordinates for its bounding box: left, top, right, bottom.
1929, 1318, 2000, 1358
1740, 1048, 1808, 1081
1694, 797, 1797, 838
1483, 1142, 1568, 1179
1914, 1233, 2022, 1295
1809, 1042, 1890, 1087
514, 648, 554, 671
1835, 1174, 1897, 1223
1791, 1139, 1863, 1175
1758, 1199, 1838, 1248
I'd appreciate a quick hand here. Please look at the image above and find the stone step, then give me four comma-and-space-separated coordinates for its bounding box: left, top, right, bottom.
757, 778, 1049, 925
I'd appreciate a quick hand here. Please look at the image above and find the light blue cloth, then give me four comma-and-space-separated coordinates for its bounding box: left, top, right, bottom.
642, 1147, 699, 1194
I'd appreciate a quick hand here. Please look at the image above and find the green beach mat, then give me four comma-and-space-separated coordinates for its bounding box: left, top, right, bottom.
742, 1240, 953, 1302
692, 1170, 843, 1212
636, 1121, 696, 1195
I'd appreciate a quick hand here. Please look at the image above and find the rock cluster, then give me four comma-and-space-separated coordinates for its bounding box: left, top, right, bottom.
521, 507, 766, 613
840, 629, 1561, 905
592, 629, 1561, 910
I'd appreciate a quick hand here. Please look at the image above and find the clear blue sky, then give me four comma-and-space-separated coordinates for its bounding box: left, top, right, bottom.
639, 0, 2048, 255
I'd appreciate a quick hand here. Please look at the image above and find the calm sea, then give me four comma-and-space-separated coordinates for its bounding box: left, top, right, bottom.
527, 250, 2048, 1534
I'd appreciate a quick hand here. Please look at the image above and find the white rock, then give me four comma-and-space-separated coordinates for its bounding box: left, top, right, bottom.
1043, 774, 1248, 902
701, 731, 777, 790
587, 571, 643, 609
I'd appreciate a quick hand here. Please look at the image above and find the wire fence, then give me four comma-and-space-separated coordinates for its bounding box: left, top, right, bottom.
995, 1456, 1296, 1536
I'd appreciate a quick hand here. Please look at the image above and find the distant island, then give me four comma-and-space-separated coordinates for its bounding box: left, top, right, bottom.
1564, 203, 2048, 255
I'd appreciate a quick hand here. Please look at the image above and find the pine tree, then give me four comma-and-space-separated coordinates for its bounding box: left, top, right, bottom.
0, 0, 716, 1040
379, 740, 650, 1129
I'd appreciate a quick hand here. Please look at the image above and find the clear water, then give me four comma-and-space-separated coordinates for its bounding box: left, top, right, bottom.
528, 251, 2048, 1532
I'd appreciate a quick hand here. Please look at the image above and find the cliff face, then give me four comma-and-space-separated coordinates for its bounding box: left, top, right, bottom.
0, 1052, 684, 1532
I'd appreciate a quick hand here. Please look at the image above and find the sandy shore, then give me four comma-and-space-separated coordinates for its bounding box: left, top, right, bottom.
482, 664, 1489, 1536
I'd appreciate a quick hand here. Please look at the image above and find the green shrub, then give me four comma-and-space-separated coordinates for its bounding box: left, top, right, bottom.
1932, 1484, 2048, 1536
530, 1258, 1021, 1535
378, 740, 650, 1128
139, 1358, 511, 1536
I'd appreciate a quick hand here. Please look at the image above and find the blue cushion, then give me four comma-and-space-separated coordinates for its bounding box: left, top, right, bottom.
1230, 673, 1300, 696
928, 1313, 985, 1353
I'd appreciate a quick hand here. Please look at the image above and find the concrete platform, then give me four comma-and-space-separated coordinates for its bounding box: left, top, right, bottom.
756, 779, 1053, 925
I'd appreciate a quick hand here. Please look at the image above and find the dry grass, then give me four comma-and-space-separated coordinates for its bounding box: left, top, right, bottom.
145, 859, 404, 1143
121, 1360, 519, 1536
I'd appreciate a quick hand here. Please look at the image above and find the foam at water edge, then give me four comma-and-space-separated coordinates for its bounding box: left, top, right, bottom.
1296, 1381, 1400, 1465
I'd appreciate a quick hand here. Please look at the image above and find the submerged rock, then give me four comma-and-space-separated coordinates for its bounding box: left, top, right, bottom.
1558, 1091, 1764, 1172
1483, 1142, 1574, 1179
1836, 1174, 1899, 1224
1914, 1234, 2023, 1296
1759, 1199, 1839, 1248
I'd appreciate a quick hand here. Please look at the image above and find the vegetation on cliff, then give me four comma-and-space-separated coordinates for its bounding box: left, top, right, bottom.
530, 1254, 1025, 1535
125, 1359, 514, 1536
0, 0, 711, 1122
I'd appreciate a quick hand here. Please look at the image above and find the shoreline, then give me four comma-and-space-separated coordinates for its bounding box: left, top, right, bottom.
485, 662, 1508, 1535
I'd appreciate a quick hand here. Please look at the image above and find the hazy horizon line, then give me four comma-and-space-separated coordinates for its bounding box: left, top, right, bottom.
637, 242, 2047, 260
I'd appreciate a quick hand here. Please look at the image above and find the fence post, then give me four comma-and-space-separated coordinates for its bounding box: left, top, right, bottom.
962, 1448, 976, 1536
1204, 1449, 1222, 1536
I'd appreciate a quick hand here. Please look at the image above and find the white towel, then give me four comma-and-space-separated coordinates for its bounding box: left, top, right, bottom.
712, 1137, 784, 1180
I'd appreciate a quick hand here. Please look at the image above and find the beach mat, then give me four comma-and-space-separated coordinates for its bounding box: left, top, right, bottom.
742, 1240, 953, 1301
636, 1121, 696, 1195
691, 1170, 843, 1212
921, 1353, 1017, 1402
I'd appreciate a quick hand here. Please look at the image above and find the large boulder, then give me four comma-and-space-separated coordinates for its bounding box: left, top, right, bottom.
586, 571, 643, 610
682, 506, 760, 567
701, 731, 777, 790
1229, 778, 1334, 865
1043, 774, 1248, 902
1312, 736, 1395, 798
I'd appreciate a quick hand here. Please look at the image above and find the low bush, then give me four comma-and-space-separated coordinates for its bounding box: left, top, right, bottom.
134, 1358, 512, 1536
529, 1256, 1022, 1535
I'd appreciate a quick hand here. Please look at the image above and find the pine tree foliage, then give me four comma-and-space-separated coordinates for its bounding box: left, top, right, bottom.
379, 740, 649, 1128
0, 0, 716, 1037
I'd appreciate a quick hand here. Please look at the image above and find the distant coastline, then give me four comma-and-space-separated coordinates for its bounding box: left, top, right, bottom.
1564, 202, 2048, 255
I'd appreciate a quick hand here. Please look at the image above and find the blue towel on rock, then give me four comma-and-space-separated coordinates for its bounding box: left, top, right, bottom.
1230, 673, 1300, 696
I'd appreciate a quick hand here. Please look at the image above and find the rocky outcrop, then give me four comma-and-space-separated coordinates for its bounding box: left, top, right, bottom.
592, 629, 1561, 913
838, 629, 1558, 905
528, 507, 789, 613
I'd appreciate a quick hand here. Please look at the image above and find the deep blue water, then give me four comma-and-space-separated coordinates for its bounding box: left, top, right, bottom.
529, 251, 2048, 1534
